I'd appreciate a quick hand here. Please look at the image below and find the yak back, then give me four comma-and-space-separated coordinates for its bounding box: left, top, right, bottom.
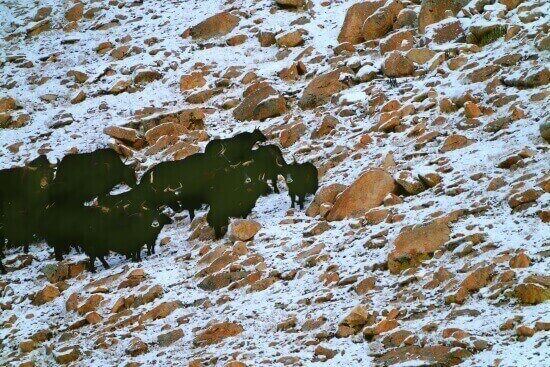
50, 148, 135, 205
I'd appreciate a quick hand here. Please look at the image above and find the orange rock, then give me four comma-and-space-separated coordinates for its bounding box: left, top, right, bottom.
380, 30, 414, 55
193, 322, 243, 346
374, 318, 399, 334
388, 218, 451, 274
180, 72, 206, 92
229, 220, 261, 242
419, 0, 468, 33
187, 12, 240, 40
362, 0, 403, 41
327, 169, 397, 221
33, 285, 61, 305
440, 134, 472, 153
383, 51, 415, 78
337, 0, 385, 44
233, 83, 286, 121
509, 253, 531, 268
299, 67, 353, 109
139, 301, 182, 324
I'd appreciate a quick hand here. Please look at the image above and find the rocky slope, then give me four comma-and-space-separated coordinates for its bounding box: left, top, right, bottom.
0, 0, 549, 366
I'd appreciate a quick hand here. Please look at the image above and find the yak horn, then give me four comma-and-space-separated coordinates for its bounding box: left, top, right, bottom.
276, 157, 284, 167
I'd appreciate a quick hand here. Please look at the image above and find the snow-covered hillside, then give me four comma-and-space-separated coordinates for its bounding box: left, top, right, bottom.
0, 0, 548, 366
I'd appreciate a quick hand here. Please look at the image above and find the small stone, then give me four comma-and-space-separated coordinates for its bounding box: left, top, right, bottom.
509, 253, 530, 268
383, 51, 415, 78
180, 72, 206, 92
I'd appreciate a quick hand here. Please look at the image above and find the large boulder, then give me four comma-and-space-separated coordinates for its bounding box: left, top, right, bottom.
418, 0, 469, 33
299, 67, 353, 109
362, 0, 403, 41
337, 0, 385, 44
327, 169, 397, 221
233, 83, 286, 121
387, 218, 451, 273
187, 12, 240, 40
383, 51, 415, 78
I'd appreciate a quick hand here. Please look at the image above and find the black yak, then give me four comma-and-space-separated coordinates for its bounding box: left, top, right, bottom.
49, 148, 136, 205
204, 128, 266, 164
283, 161, 318, 209
206, 161, 269, 238
248, 145, 286, 193
41, 204, 170, 272
0, 155, 54, 273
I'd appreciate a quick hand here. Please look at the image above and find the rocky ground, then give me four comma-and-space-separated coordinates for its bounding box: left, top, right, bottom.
0, 0, 549, 366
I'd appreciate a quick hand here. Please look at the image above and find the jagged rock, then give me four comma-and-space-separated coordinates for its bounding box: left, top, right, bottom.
134, 70, 163, 84
395, 171, 426, 195
299, 67, 353, 109
157, 328, 184, 346
276, 29, 305, 48
502, 67, 550, 89
42, 262, 87, 283
233, 83, 286, 121
65, 3, 84, 22
328, 169, 396, 221
53, 346, 80, 364
194, 322, 243, 346
425, 18, 465, 44
104, 126, 139, 143
499, 0, 525, 10
77, 294, 103, 315
187, 12, 240, 40
341, 305, 372, 330
126, 337, 148, 356
383, 51, 414, 78
406, 48, 436, 65
441, 134, 472, 152
258, 31, 276, 47
376, 346, 468, 366
306, 183, 346, 217
280, 122, 306, 147
362, 0, 403, 41
19, 339, 36, 353
514, 277, 549, 304
0, 96, 17, 112
276, 0, 306, 7
33, 285, 61, 305
388, 218, 451, 273
418, 0, 469, 33
337, 0, 384, 44
139, 301, 182, 324
229, 220, 261, 242
380, 30, 414, 55
180, 72, 206, 92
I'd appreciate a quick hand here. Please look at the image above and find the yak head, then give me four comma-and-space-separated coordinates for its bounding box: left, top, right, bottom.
27, 155, 55, 188
252, 128, 267, 144
151, 212, 172, 228
121, 163, 138, 188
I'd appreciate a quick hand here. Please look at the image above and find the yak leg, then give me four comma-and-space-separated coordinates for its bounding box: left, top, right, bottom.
24, 244, 29, 254
289, 193, 296, 208
0, 259, 6, 275
147, 242, 155, 255
188, 208, 195, 222
99, 256, 110, 270
299, 195, 305, 210
272, 180, 280, 193
88, 256, 97, 273
136, 250, 142, 262
54, 245, 64, 261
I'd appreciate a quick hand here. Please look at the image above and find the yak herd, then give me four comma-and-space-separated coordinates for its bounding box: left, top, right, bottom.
0, 129, 318, 273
